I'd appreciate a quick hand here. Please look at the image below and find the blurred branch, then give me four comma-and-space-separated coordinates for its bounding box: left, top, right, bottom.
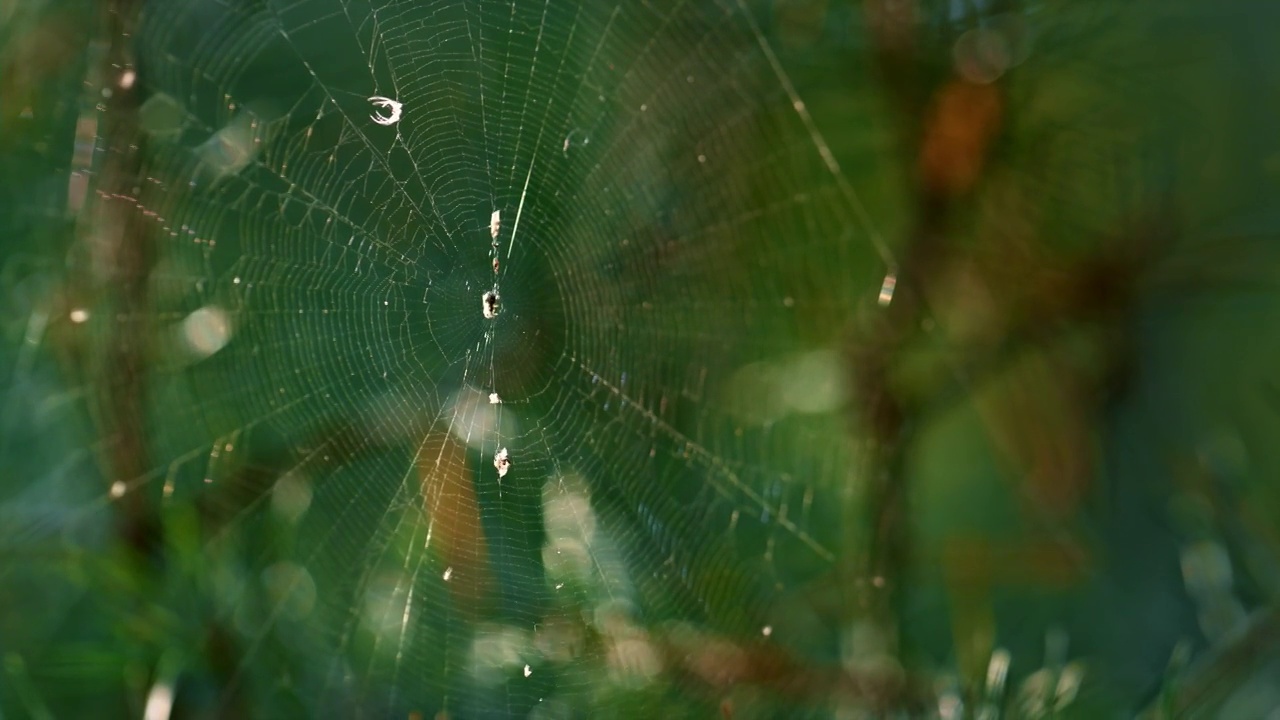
849, 0, 1008, 678
90, 0, 158, 559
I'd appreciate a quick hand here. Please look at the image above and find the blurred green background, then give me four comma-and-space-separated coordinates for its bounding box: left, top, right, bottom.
3, 0, 1280, 717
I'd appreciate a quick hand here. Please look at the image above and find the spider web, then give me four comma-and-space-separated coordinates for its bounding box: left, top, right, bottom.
54, 0, 897, 715
10, 0, 1280, 716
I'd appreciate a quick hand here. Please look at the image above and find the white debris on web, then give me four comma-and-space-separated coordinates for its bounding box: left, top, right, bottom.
523, 664, 532, 677
878, 272, 897, 306
367, 95, 402, 126
761, 625, 772, 637
489, 392, 501, 404
494, 448, 511, 478
562, 129, 589, 154
443, 566, 453, 581
490, 209, 501, 240
482, 290, 500, 319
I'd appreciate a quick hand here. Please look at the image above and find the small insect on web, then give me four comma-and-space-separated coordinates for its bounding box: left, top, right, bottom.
482, 290, 500, 319
489, 210, 502, 273
494, 448, 511, 478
